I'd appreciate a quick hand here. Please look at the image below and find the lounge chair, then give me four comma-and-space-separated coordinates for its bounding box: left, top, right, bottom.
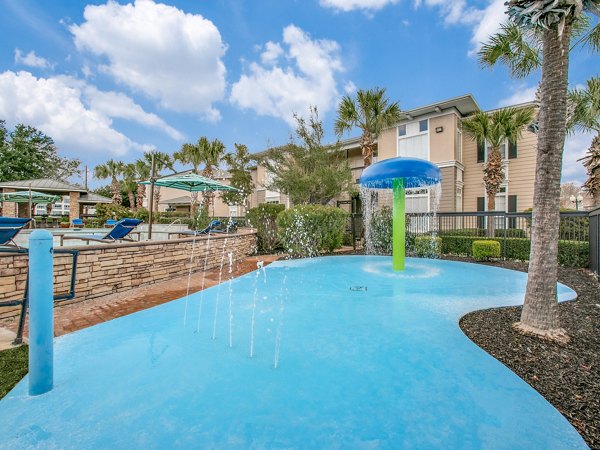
72, 218, 84, 228
104, 219, 117, 228
0, 217, 32, 248
63, 218, 143, 243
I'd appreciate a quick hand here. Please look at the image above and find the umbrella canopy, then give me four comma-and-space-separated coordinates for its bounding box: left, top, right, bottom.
140, 173, 240, 192
1, 190, 61, 204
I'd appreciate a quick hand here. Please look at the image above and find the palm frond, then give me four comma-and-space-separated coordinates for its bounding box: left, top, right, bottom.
479, 23, 541, 78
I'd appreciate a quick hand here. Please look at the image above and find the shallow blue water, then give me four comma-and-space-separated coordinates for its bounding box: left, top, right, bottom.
0, 256, 587, 449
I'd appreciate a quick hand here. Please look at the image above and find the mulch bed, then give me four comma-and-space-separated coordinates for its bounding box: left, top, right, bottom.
457, 258, 600, 449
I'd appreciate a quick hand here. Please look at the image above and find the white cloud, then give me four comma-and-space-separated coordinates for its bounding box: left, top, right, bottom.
498, 84, 538, 107
414, 0, 481, 26
319, 0, 399, 12
468, 0, 506, 55
14, 49, 52, 69
0, 71, 183, 157
230, 25, 349, 126
563, 131, 595, 184
261, 42, 284, 65
70, 0, 226, 120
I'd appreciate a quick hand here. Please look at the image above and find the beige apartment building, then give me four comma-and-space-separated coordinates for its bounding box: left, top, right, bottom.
249, 94, 537, 216
152, 94, 537, 218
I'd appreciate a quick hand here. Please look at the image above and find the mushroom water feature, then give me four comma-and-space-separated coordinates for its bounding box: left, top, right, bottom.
359, 157, 442, 271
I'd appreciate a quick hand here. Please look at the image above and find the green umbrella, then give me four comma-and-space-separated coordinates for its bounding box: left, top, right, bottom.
139, 172, 240, 238
1, 190, 61, 203
140, 172, 239, 192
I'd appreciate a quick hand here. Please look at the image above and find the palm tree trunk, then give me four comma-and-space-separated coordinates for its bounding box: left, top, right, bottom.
128, 191, 136, 211
483, 147, 503, 237
154, 186, 161, 212
361, 134, 373, 168
136, 185, 146, 211
111, 178, 122, 205
516, 24, 572, 341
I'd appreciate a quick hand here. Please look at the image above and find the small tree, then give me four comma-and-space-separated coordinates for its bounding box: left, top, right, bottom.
94, 159, 125, 205
222, 143, 254, 214
335, 87, 403, 168
462, 107, 534, 236
260, 106, 353, 206
0, 121, 80, 182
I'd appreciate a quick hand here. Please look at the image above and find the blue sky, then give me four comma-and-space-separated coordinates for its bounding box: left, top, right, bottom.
0, 0, 596, 188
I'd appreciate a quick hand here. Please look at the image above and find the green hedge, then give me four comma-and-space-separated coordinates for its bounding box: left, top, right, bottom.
247, 203, 285, 253
414, 236, 441, 258
441, 235, 588, 267
473, 240, 501, 261
277, 205, 348, 257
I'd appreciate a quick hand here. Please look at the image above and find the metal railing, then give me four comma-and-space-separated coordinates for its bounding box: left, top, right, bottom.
348, 211, 592, 267
590, 206, 600, 277
0, 247, 79, 344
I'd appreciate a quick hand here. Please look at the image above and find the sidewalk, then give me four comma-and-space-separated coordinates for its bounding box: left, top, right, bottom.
0, 254, 279, 350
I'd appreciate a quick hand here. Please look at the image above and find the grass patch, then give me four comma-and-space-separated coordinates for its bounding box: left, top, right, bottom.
0, 345, 28, 399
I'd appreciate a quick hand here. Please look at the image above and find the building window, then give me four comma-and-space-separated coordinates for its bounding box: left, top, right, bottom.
398, 119, 429, 160
485, 140, 507, 161
406, 188, 429, 213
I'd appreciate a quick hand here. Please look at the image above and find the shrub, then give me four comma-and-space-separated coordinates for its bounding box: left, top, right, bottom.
247, 203, 285, 253
414, 235, 441, 258
276, 205, 348, 257
134, 207, 149, 222
369, 206, 392, 255
94, 203, 130, 223
473, 240, 501, 261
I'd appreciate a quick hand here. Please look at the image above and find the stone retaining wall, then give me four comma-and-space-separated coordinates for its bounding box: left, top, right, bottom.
0, 230, 256, 308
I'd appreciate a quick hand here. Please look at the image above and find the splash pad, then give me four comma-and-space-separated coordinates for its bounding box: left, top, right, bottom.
359, 157, 441, 270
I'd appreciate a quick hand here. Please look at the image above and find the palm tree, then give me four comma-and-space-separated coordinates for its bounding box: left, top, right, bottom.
335, 87, 403, 168
176, 137, 226, 213
571, 77, 600, 206
462, 107, 535, 236
480, 0, 600, 340
135, 159, 151, 211
144, 151, 175, 212
122, 163, 138, 210
94, 159, 125, 205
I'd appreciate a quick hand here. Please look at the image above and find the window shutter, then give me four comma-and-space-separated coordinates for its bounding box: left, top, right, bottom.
508, 195, 517, 212
477, 197, 485, 211
477, 142, 485, 163
508, 195, 517, 228
509, 141, 518, 159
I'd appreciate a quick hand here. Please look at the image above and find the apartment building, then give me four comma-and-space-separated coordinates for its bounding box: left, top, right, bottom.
250, 94, 537, 215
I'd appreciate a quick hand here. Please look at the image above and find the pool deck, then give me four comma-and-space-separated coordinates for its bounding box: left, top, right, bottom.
0, 254, 280, 350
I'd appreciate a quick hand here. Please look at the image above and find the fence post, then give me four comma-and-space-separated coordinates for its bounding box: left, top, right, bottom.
28, 229, 54, 396
503, 213, 507, 260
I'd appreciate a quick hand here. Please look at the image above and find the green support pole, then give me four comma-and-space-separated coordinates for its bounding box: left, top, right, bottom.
392, 178, 405, 271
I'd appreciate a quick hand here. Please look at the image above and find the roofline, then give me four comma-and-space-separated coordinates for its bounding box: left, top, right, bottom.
0, 180, 87, 193
483, 101, 538, 114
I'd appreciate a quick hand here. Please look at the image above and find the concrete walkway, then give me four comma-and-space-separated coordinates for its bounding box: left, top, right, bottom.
0, 254, 279, 349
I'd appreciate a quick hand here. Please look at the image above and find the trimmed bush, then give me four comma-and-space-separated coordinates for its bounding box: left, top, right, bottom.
414, 235, 442, 258
247, 203, 285, 253
472, 240, 501, 261
439, 228, 526, 238
440, 235, 588, 268
277, 205, 348, 257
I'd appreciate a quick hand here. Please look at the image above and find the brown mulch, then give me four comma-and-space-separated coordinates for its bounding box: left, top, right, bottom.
456, 258, 600, 449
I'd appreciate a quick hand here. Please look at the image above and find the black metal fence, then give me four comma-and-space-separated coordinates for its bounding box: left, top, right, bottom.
590, 207, 600, 277
348, 210, 593, 269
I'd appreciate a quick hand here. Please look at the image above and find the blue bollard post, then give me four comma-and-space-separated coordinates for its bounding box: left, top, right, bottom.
28, 229, 54, 396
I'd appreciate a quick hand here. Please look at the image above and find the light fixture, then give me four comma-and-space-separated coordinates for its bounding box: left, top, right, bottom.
434, 106, 442, 113
435, 126, 444, 133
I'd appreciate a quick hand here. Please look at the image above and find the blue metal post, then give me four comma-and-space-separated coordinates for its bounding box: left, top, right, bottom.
28, 229, 54, 396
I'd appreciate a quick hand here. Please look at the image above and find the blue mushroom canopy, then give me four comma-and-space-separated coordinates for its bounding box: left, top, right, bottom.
359, 157, 442, 189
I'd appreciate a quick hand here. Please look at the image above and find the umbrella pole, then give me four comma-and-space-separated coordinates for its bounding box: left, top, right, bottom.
147, 153, 156, 240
